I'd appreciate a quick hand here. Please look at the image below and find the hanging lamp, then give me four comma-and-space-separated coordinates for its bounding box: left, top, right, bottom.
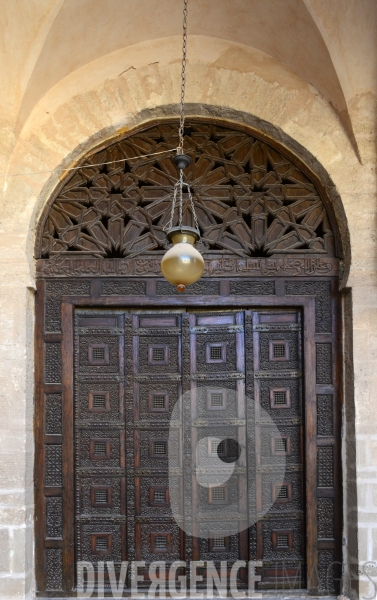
161, 0, 204, 293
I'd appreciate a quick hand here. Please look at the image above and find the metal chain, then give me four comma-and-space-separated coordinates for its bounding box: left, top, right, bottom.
164, 179, 199, 234
165, 183, 179, 231
186, 184, 200, 232
164, 0, 200, 237
179, 169, 184, 227
177, 0, 188, 154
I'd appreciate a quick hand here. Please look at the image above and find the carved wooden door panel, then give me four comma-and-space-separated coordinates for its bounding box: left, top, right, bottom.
74, 311, 185, 588
74, 311, 127, 579
74, 307, 307, 592
131, 312, 184, 578
186, 311, 248, 587
186, 309, 305, 590
250, 309, 305, 589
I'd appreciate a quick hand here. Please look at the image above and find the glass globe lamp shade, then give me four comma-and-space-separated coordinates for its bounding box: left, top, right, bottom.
161, 227, 204, 292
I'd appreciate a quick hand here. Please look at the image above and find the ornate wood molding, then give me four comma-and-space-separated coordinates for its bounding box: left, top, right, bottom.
36, 256, 339, 278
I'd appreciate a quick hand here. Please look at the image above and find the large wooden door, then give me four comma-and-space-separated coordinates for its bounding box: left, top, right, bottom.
74, 307, 306, 591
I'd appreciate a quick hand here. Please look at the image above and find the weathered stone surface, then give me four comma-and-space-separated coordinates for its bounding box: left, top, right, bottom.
0, 2, 376, 598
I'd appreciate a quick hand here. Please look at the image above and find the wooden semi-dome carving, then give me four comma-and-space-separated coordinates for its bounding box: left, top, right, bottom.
38, 121, 337, 260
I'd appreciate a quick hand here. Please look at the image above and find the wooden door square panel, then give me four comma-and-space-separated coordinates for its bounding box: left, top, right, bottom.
271, 435, 291, 456
90, 438, 112, 460
208, 437, 227, 457
150, 532, 172, 553
138, 336, 179, 373
207, 388, 227, 410
148, 344, 169, 365
199, 477, 238, 514
149, 485, 170, 507
148, 391, 169, 413
91, 533, 113, 554
208, 485, 229, 505
260, 379, 301, 418
79, 477, 122, 514
269, 340, 290, 361
141, 525, 180, 561
88, 344, 110, 365
271, 529, 294, 551
78, 430, 121, 467
200, 531, 239, 560
139, 476, 177, 515
196, 333, 237, 373
262, 521, 303, 560
258, 332, 299, 371
79, 522, 121, 562
139, 430, 179, 468
77, 382, 121, 421
261, 426, 300, 465
78, 335, 120, 373
269, 388, 291, 409
88, 390, 110, 412
261, 472, 302, 514
206, 342, 227, 363
91, 485, 113, 508
208, 531, 230, 552
197, 381, 238, 419
150, 439, 168, 458
138, 382, 179, 420
272, 482, 293, 503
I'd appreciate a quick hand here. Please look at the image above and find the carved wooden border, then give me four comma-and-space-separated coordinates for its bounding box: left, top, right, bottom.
35, 277, 342, 596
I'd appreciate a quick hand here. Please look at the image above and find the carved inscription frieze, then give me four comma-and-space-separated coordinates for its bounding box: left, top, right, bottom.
37, 256, 338, 278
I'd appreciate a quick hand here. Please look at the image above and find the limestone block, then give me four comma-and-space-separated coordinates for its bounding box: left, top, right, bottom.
356, 440, 368, 467
357, 526, 370, 562
369, 440, 377, 466
359, 579, 376, 600
0, 507, 26, 529
371, 484, 377, 508
356, 482, 369, 508
0, 529, 11, 574
0, 576, 24, 598
11, 529, 26, 574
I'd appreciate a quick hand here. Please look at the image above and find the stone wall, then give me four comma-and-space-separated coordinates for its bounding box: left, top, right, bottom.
0, 5, 376, 597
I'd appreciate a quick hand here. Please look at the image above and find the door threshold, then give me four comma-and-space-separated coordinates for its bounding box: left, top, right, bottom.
34, 590, 339, 600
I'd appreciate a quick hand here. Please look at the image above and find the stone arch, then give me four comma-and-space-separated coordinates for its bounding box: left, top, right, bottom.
34, 115, 354, 597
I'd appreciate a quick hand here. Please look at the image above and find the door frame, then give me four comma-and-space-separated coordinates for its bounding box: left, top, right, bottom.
35, 287, 342, 595
35, 278, 342, 596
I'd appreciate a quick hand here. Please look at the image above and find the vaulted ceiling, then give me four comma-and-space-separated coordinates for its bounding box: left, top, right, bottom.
0, 0, 376, 150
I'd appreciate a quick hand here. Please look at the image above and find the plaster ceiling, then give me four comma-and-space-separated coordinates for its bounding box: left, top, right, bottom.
1, 0, 376, 156
14, 0, 348, 128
